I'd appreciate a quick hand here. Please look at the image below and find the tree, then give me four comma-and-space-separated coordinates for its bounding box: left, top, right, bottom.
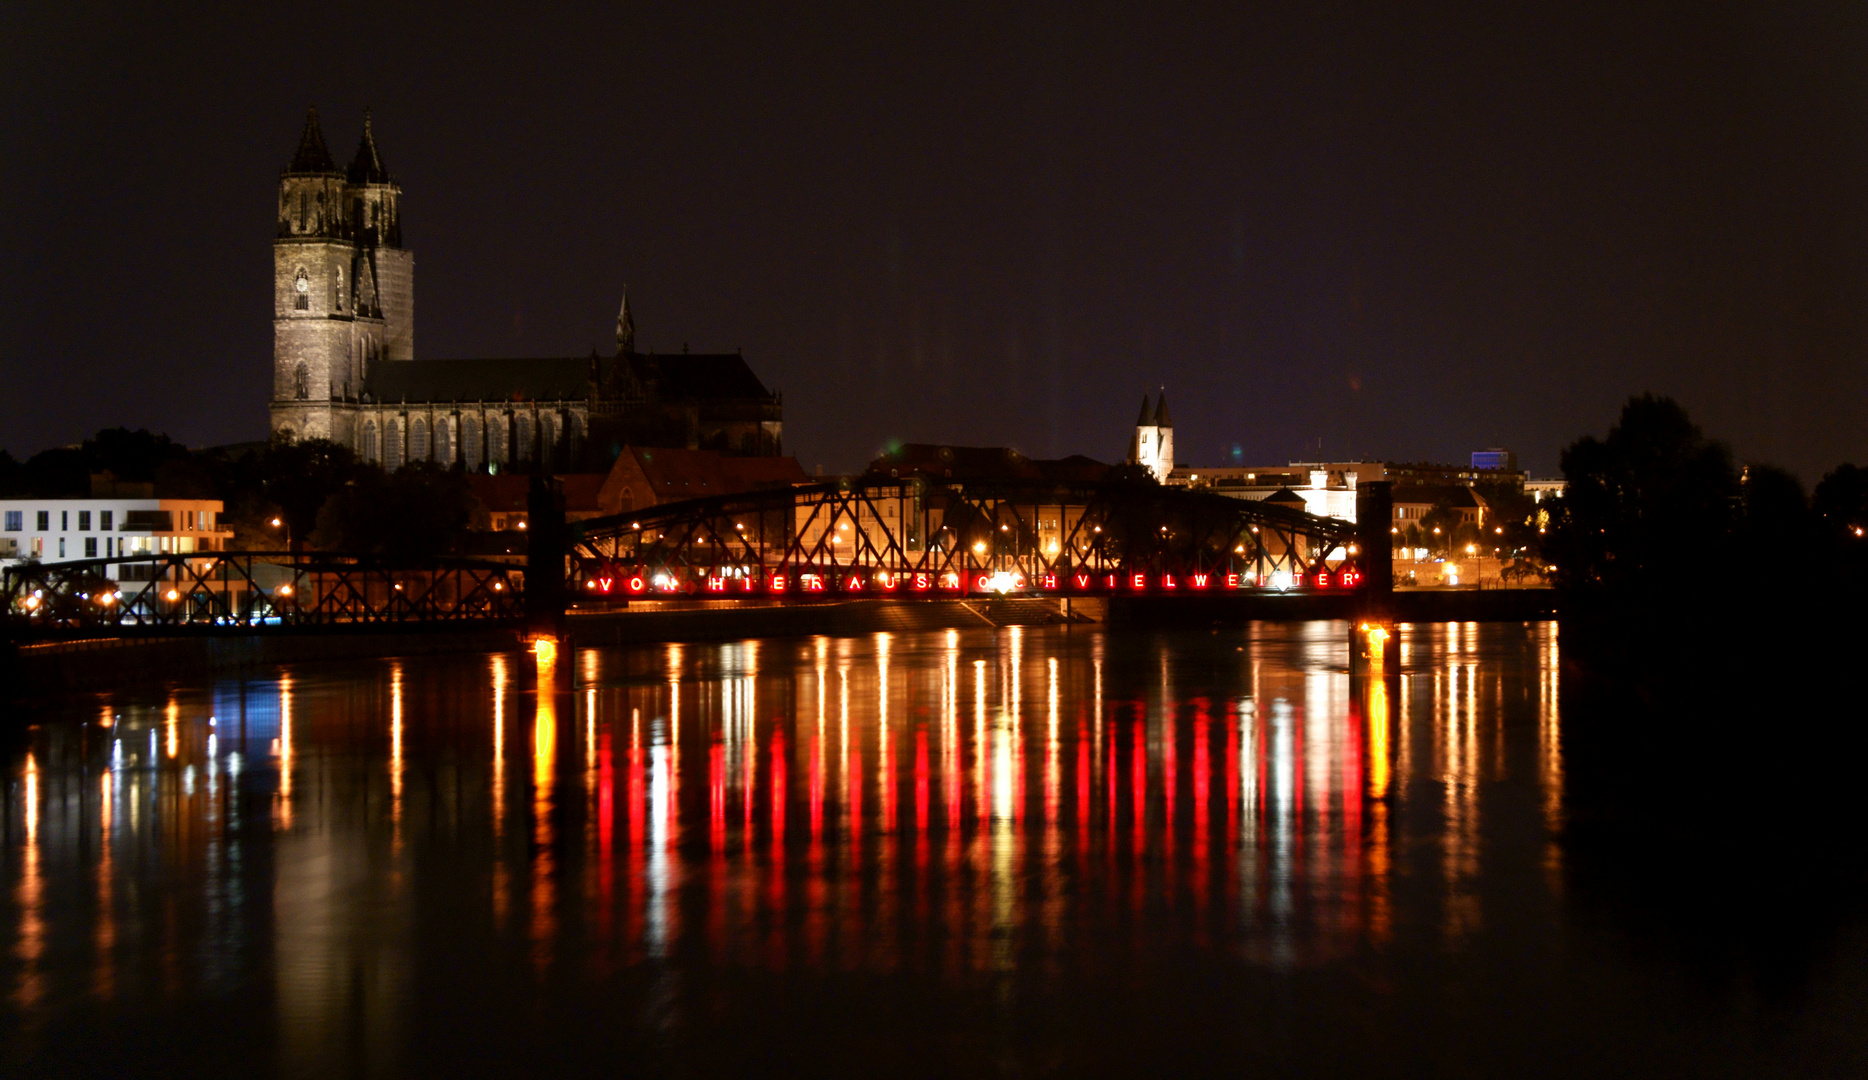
1543, 394, 1740, 606
313, 462, 475, 560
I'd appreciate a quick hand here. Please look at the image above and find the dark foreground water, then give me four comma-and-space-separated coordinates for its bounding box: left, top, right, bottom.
3, 622, 1865, 1077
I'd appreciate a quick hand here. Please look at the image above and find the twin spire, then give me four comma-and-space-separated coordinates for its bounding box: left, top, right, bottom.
285, 106, 391, 184
1135, 390, 1172, 429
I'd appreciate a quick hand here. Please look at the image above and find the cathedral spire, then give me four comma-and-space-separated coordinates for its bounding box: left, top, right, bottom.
1134, 393, 1154, 427
347, 109, 390, 184
287, 106, 337, 174
616, 288, 636, 354
1153, 389, 1172, 428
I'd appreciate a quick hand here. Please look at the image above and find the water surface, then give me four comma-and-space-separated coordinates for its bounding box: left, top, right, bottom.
4, 622, 1863, 1076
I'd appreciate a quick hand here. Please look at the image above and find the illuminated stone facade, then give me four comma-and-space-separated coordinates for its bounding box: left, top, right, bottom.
269, 109, 782, 470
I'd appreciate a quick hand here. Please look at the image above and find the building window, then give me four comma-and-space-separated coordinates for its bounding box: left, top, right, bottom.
3, 511, 18, 531
294, 362, 310, 400
410, 418, 430, 461
100, 510, 112, 530
58, 537, 65, 558
434, 418, 452, 465
78, 510, 91, 531
84, 537, 97, 557
36, 510, 48, 531
61, 511, 68, 530
31, 537, 42, 557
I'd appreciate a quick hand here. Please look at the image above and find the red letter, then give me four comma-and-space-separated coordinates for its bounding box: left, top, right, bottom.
627, 576, 646, 594
1131, 574, 1147, 590
706, 577, 725, 592
769, 574, 788, 593
1162, 574, 1177, 589
1074, 574, 1090, 590
1191, 574, 1208, 589
913, 573, 931, 591
1225, 573, 1239, 589
1041, 574, 1058, 590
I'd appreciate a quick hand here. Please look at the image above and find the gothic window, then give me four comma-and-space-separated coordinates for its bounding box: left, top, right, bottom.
335, 268, 344, 310
514, 415, 534, 462
293, 363, 309, 400
489, 415, 507, 464
294, 267, 310, 310
361, 420, 379, 462
410, 418, 430, 462
463, 416, 483, 470
383, 420, 402, 471
434, 418, 452, 465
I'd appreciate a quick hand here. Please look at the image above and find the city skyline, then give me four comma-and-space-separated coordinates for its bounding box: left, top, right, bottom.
6, 4, 1866, 481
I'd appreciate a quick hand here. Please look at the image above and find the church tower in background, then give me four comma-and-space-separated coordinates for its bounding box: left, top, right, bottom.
270, 107, 413, 443
1128, 391, 1174, 483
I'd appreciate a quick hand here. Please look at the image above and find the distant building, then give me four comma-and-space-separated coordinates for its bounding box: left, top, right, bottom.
1125, 393, 1174, 483
469, 447, 808, 534
0, 496, 230, 571
269, 108, 783, 470
1470, 448, 1518, 472
866, 444, 1109, 485
1524, 478, 1566, 502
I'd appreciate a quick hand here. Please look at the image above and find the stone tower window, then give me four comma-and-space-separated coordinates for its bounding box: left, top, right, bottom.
293, 362, 309, 400
294, 267, 310, 310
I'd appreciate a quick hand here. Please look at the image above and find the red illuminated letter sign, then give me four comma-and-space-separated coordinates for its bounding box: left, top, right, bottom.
913, 573, 931, 591
1191, 574, 1208, 589
1130, 574, 1147, 590
1073, 574, 1091, 590
1162, 574, 1177, 589
1040, 574, 1058, 590
768, 574, 788, 593
844, 575, 864, 591
706, 577, 725, 592
804, 575, 825, 592
627, 576, 647, 594
1225, 573, 1239, 589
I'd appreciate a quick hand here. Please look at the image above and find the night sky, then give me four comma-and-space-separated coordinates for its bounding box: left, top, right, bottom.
4, 2, 1865, 479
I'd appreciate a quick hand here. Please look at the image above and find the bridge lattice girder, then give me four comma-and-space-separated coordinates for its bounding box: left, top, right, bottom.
572, 478, 1362, 582
2, 552, 525, 636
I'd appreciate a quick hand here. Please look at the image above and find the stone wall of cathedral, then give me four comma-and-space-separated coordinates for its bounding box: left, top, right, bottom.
340, 400, 587, 472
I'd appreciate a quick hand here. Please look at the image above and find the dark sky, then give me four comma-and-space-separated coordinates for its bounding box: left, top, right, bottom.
4, 2, 1866, 479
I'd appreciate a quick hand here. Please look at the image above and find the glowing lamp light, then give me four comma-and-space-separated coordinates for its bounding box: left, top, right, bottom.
98, 592, 115, 606
1270, 570, 1293, 592
517, 521, 527, 530
394, 582, 404, 591
988, 571, 1018, 594
493, 582, 505, 591
1235, 545, 1246, 554
165, 589, 180, 601
270, 518, 282, 528
277, 584, 293, 596
972, 541, 986, 554
585, 579, 598, 590
23, 595, 40, 610
532, 636, 558, 665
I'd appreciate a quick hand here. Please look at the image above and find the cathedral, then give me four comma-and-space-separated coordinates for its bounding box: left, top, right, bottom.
269, 108, 784, 471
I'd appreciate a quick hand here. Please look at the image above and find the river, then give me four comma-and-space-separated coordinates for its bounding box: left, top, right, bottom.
3, 621, 1864, 1076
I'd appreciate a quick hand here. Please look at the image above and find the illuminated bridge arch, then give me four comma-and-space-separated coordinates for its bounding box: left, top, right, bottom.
571, 478, 1366, 599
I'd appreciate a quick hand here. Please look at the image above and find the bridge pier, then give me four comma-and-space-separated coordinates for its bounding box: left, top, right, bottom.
526, 473, 569, 645
1351, 481, 1395, 676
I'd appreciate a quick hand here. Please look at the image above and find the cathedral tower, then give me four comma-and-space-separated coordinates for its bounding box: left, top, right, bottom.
270, 108, 409, 443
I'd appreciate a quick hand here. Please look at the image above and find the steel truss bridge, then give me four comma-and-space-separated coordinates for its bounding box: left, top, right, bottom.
3, 481, 1368, 637
2, 552, 525, 638
571, 478, 1367, 600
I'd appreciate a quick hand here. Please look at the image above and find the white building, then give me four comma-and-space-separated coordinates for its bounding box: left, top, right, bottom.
0, 498, 232, 573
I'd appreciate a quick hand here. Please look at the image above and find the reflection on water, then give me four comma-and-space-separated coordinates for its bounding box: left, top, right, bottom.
3, 620, 1860, 1075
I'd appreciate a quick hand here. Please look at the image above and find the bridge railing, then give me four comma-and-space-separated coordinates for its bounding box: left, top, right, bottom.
2, 551, 525, 636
